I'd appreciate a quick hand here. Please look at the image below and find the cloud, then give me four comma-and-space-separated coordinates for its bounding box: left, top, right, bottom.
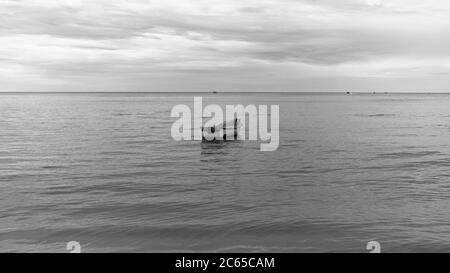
1, 0, 450, 91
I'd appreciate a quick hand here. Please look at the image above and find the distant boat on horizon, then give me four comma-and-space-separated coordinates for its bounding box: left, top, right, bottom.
212, 91, 218, 94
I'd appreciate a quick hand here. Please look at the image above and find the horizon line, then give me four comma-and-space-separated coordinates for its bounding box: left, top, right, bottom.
0, 91, 449, 94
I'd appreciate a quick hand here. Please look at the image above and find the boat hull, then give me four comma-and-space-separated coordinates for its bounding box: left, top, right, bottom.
202, 128, 239, 141
201, 119, 240, 141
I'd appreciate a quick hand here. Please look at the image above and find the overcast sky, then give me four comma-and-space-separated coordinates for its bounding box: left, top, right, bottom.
1, 0, 450, 92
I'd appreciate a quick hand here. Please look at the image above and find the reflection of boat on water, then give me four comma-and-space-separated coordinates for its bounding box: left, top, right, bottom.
202, 118, 240, 141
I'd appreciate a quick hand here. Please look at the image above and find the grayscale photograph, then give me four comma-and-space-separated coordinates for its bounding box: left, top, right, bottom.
1, 0, 450, 256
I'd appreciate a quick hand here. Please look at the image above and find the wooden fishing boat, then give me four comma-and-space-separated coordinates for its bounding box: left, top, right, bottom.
202, 118, 240, 141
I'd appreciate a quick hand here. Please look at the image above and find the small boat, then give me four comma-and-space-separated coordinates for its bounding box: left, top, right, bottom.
212, 91, 218, 94
202, 118, 240, 141
346, 91, 352, 95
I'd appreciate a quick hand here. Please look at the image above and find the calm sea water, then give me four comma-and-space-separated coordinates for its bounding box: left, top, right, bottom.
1, 92, 450, 253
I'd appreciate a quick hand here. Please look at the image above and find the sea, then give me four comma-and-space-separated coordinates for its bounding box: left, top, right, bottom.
1, 92, 450, 252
